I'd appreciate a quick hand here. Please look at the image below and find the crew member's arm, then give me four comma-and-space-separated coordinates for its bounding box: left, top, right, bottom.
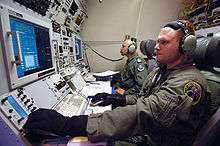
130, 58, 148, 92
23, 70, 207, 143
87, 71, 207, 142
132, 58, 149, 88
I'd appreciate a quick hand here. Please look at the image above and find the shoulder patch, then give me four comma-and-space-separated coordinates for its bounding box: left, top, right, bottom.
184, 81, 202, 105
137, 64, 145, 72
136, 58, 142, 63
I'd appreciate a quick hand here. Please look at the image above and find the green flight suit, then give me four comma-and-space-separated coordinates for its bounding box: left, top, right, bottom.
86, 60, 212, 146
114, 55, 148, 94
200, 70, 220, 111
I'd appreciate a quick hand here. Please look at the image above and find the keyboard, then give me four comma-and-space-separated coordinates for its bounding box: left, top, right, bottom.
54, 93, 88, 117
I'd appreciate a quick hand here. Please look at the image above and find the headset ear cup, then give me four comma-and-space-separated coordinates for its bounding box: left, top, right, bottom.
182, 35, 197, 54
128, 44, 136, 53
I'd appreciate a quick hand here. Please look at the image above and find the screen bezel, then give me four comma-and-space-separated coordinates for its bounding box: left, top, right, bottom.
0, 5, 55, 90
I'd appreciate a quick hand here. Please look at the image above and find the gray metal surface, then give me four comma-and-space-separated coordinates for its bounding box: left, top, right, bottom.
0, 113, 26, 146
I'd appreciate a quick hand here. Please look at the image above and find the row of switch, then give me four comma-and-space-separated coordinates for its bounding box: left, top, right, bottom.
1, 96, 37, 113
16, 88, 37, 111
1, 98, 25, 124
7, 115, 24, 124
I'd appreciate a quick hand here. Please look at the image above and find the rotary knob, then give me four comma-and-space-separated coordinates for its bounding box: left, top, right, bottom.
8, 109, 13, 113
1, 97, 8, 104
21, 95, 27, 101
31, 107, 37, 112
17, 117, 24, 124
27, 103, 33, 109
17, 91, 23, 97
24, 99, 30, 105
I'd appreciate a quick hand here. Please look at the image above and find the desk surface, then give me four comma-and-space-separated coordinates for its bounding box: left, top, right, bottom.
40, 137, 112, 146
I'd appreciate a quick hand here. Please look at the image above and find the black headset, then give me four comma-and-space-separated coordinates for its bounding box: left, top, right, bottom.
164, 20, 197, 55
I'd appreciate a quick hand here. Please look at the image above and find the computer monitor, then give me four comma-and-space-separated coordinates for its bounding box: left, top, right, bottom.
0, 5, 55, 89
10, 16, 53, 78
74, 35, 84, 62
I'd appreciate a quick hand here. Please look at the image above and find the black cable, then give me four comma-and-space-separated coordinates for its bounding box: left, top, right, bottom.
83, 42, 124, 62
84, 45, 91, 71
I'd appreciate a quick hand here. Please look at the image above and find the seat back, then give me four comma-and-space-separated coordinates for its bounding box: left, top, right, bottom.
194, 33, 220, 69
140, 39, 157, 72
140, 39, 156, 59
193, 107, 220, 146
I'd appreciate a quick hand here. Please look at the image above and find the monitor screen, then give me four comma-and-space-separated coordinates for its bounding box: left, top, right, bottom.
74, 36, 83, 62
9, 16, 53, 78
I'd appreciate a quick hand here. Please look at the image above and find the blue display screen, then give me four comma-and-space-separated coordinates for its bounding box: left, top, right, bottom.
75, 37, 83, 61
7, 95, 28, 118
9, 16, 53, 78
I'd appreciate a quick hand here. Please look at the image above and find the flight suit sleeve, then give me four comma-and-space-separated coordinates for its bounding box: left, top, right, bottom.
125, 94, 139, 105
131, 58, 148, 88
125, 68, 158, 104
86, 71, 206, 143
122, 59, 148, 94
87, 104, 138, 142
116, 66, 135, 90
120, 70, 135, 89
137, 73, 207, 128
115, 58, 148, 93
134, 72, 208, 146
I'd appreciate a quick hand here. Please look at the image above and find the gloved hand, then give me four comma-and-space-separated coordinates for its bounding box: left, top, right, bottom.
91, 93, 126, 107
23, 108, 88, 137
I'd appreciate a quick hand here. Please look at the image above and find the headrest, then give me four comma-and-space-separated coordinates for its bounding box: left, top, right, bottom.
192, 32, 220, 69
140, 39, 156, 59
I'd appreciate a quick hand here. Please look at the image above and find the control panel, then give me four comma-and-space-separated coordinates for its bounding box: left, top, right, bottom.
61, 66, 77, 78
44, 74, 71, 99
52, 30, 76, 72
13, 0, 50, 16
47, 0, 87, 32
0, 72, 83, 132
23, 73, 76, 109
0, 88, 38, 130
75, 61, 89, 76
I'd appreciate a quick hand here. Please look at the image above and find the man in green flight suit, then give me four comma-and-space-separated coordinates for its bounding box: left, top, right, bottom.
23, 20, 214, 146
112, 36, 148, 95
